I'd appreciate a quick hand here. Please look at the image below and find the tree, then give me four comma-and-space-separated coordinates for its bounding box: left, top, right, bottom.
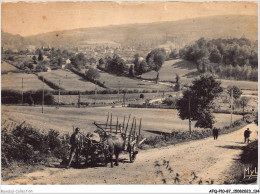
57, 57, 63, 67
32, 56, 37, 61
7, 56, 14, 61
36, 65, 47, 72
35, 62, 48, 72
254, 112, 258, 125
70, 53, 87, 69
134, 54, 148, 75
85, 67, 100, 80
179, 38, 258, 81
62, 49, 69, 58
31, 90, 55, 105
146, 48, 166, 83
28, 95, 34, 106
163, 97, 177, 107
99, 58, 105, 66
177, 75, 223, 129
197, 57, 210, 73
89, 57, 97, 65
129, 65, 135, 77
35, 48, 41, 55
106, 54, 128, 75
38, 50, 43, 61
227, 85, 242, 99
240, 96, 249, 107
169, 49, 178, 59
209, 49, 222, 63
139, 60, 149, 74
174, 74, 181, 91
28, 63, 34, 70
134, 54, 141, 74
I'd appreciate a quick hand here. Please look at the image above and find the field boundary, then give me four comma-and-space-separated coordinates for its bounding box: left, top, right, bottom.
70, 68, 107, 89
35, 74, 65, 90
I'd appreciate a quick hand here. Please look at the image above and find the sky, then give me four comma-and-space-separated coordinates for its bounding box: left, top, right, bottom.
1, 1, 258, 37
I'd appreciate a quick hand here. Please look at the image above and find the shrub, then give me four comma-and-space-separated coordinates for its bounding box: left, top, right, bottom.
1, 89, 55, 105
47, 129, 61, 150
1, 90, 22, 104
162, 97, 178, 107
7, 56, 15, 61
70, 68, 107, 88
37, 75, 64, 90
24, 90, 55, 105
85, 67, 100, 80
1, 123, 68, 167
35, 64, 48, 72
2, 125, 47, 165
227, 85, 243, 99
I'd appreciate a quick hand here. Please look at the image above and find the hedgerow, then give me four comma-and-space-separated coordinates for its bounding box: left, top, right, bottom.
1, 123, 69, 167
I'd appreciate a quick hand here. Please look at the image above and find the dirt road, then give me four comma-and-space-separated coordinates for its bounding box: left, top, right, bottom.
2, 123, 258, 185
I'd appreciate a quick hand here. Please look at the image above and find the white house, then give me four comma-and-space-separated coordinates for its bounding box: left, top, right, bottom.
66, 59, 71, 64
47, 67, 52, 72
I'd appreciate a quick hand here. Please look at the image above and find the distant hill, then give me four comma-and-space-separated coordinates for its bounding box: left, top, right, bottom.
1, 32, 26, 51
2, 15, 257, 51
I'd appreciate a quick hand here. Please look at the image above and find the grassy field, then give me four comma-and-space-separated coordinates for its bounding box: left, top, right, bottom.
1, 73, 53, 91
1, 61, 18, 72
217, 79, 258, 90
38, 69, 103, 91
2, 105, 242, 138
141, 59, 199, 85
98, 71, 170, 90
141, 59, 258, 90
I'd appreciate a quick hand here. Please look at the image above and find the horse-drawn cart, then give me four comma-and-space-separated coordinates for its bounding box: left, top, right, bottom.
92, 113, 146, 164
68, 113, 146, 168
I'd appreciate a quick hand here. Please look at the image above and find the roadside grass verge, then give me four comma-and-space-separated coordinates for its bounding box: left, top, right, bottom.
224, 140, 258, 184
139, 119, 248, 150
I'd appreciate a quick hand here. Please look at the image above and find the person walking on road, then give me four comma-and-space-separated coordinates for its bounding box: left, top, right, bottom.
244, 128, 251, 144
213, 128, 219, 140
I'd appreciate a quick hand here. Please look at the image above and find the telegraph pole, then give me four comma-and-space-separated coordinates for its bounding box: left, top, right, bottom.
58, 80, 60, 108
162, 91, 165, 101
123, 92, 126, 107
42, 77, 44, 113
118, 81, 120, 102
230, 88, 233, 126
94, 80, 97, 104
78, 93, 81, 108
242, 100, 245, 121
22, 78, 24, 105
188, 91, 191, 134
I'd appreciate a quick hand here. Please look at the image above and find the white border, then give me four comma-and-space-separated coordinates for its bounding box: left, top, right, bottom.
1, 0, 259, 194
